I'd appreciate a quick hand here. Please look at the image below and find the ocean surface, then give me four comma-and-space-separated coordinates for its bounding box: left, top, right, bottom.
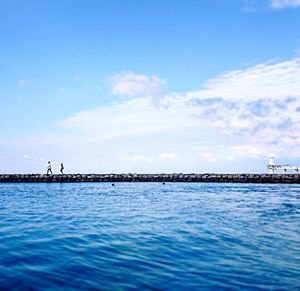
0, 182, 299, 290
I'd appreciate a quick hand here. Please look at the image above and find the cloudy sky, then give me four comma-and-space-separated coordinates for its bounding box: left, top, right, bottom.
1, 0, 300, 174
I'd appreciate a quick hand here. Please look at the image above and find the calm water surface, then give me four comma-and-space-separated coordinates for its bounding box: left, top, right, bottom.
0, 182, 299, 290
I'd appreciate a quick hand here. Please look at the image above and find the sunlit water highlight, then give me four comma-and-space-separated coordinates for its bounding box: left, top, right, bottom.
0, 182, 299, 289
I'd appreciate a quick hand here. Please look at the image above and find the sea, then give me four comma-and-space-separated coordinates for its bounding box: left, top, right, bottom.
0, 182, 299, 290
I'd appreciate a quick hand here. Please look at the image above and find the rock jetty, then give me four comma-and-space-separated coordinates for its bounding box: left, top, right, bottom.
0, 173, 300, 183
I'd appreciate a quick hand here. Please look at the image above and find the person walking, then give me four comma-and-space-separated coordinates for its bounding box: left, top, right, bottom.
60, 163, 64, 174
47, 161, 53, 175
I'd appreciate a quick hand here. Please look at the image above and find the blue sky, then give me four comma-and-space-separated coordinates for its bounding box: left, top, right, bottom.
1, 0, 300, 173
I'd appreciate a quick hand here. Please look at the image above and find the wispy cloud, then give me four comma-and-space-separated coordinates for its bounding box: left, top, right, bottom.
23, 155, 45, 161
199, 145, 267, 162
199, 152, 220, 162
58, 57, 300, 157
6, 56, 300, 173
226, 145, 265, 159
242, 0, 300, 11
111, 71, 165, 97
194, 58, 300, 101
271, 0, 300, 9
159, 153, 178, 159
121, 155, 153, 163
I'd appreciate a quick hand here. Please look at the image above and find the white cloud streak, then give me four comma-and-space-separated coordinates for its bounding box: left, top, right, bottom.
191, 58, 300, 101
121, 155, 153, 163
23, 155, 45, 161
58, 57, 300, 161
199, 152, 220, 162
5, 57, 300, 173
271, 0, 300, 9
159, 153, 178, 159
111, 71, 165, 97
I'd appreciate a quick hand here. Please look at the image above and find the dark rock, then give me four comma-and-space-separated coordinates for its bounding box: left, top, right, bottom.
0, 173, 299, 183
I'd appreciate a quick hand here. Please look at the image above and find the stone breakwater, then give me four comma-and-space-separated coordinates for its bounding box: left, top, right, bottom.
0, 173, 300, 183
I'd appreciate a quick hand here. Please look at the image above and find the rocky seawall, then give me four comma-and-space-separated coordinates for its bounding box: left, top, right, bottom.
0, 173, 300, 183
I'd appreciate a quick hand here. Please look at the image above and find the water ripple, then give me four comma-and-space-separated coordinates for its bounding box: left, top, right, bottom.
0, 182, 299, 289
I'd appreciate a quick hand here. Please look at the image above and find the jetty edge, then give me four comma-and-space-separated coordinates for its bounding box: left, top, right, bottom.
0, 173, 300, 183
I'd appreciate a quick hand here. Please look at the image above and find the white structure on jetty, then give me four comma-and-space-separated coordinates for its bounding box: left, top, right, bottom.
268, 157, 300, 174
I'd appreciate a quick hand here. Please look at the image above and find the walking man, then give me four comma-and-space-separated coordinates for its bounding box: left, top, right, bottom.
60, 163, 64, 174
47, 161, 53, 175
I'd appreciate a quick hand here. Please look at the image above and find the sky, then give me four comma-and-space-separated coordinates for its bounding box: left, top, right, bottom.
1, 0, 300, 174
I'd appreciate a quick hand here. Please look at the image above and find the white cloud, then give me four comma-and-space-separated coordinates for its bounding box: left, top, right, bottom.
159, 153, 178, 159
67, 58, 300, 162
5, 56, 300, 173
271, 0, 300, 9
227, 145, 265, 159
121, 155, 153, 163
200, 145, 266, 162
23, 155, 45, 161
244, 0, 300, 10
56, 57, 300, 153
199, 152, 220, 162
111, 71, 165, 97
58, 97, 194, 141
189, 58, 300, 101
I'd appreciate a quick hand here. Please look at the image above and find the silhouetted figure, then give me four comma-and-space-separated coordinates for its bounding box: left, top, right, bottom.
60, 163, 64, 174
47, 161, 53, 175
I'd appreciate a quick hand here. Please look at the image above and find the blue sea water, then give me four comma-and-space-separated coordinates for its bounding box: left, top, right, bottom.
0, 183, 299, 290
